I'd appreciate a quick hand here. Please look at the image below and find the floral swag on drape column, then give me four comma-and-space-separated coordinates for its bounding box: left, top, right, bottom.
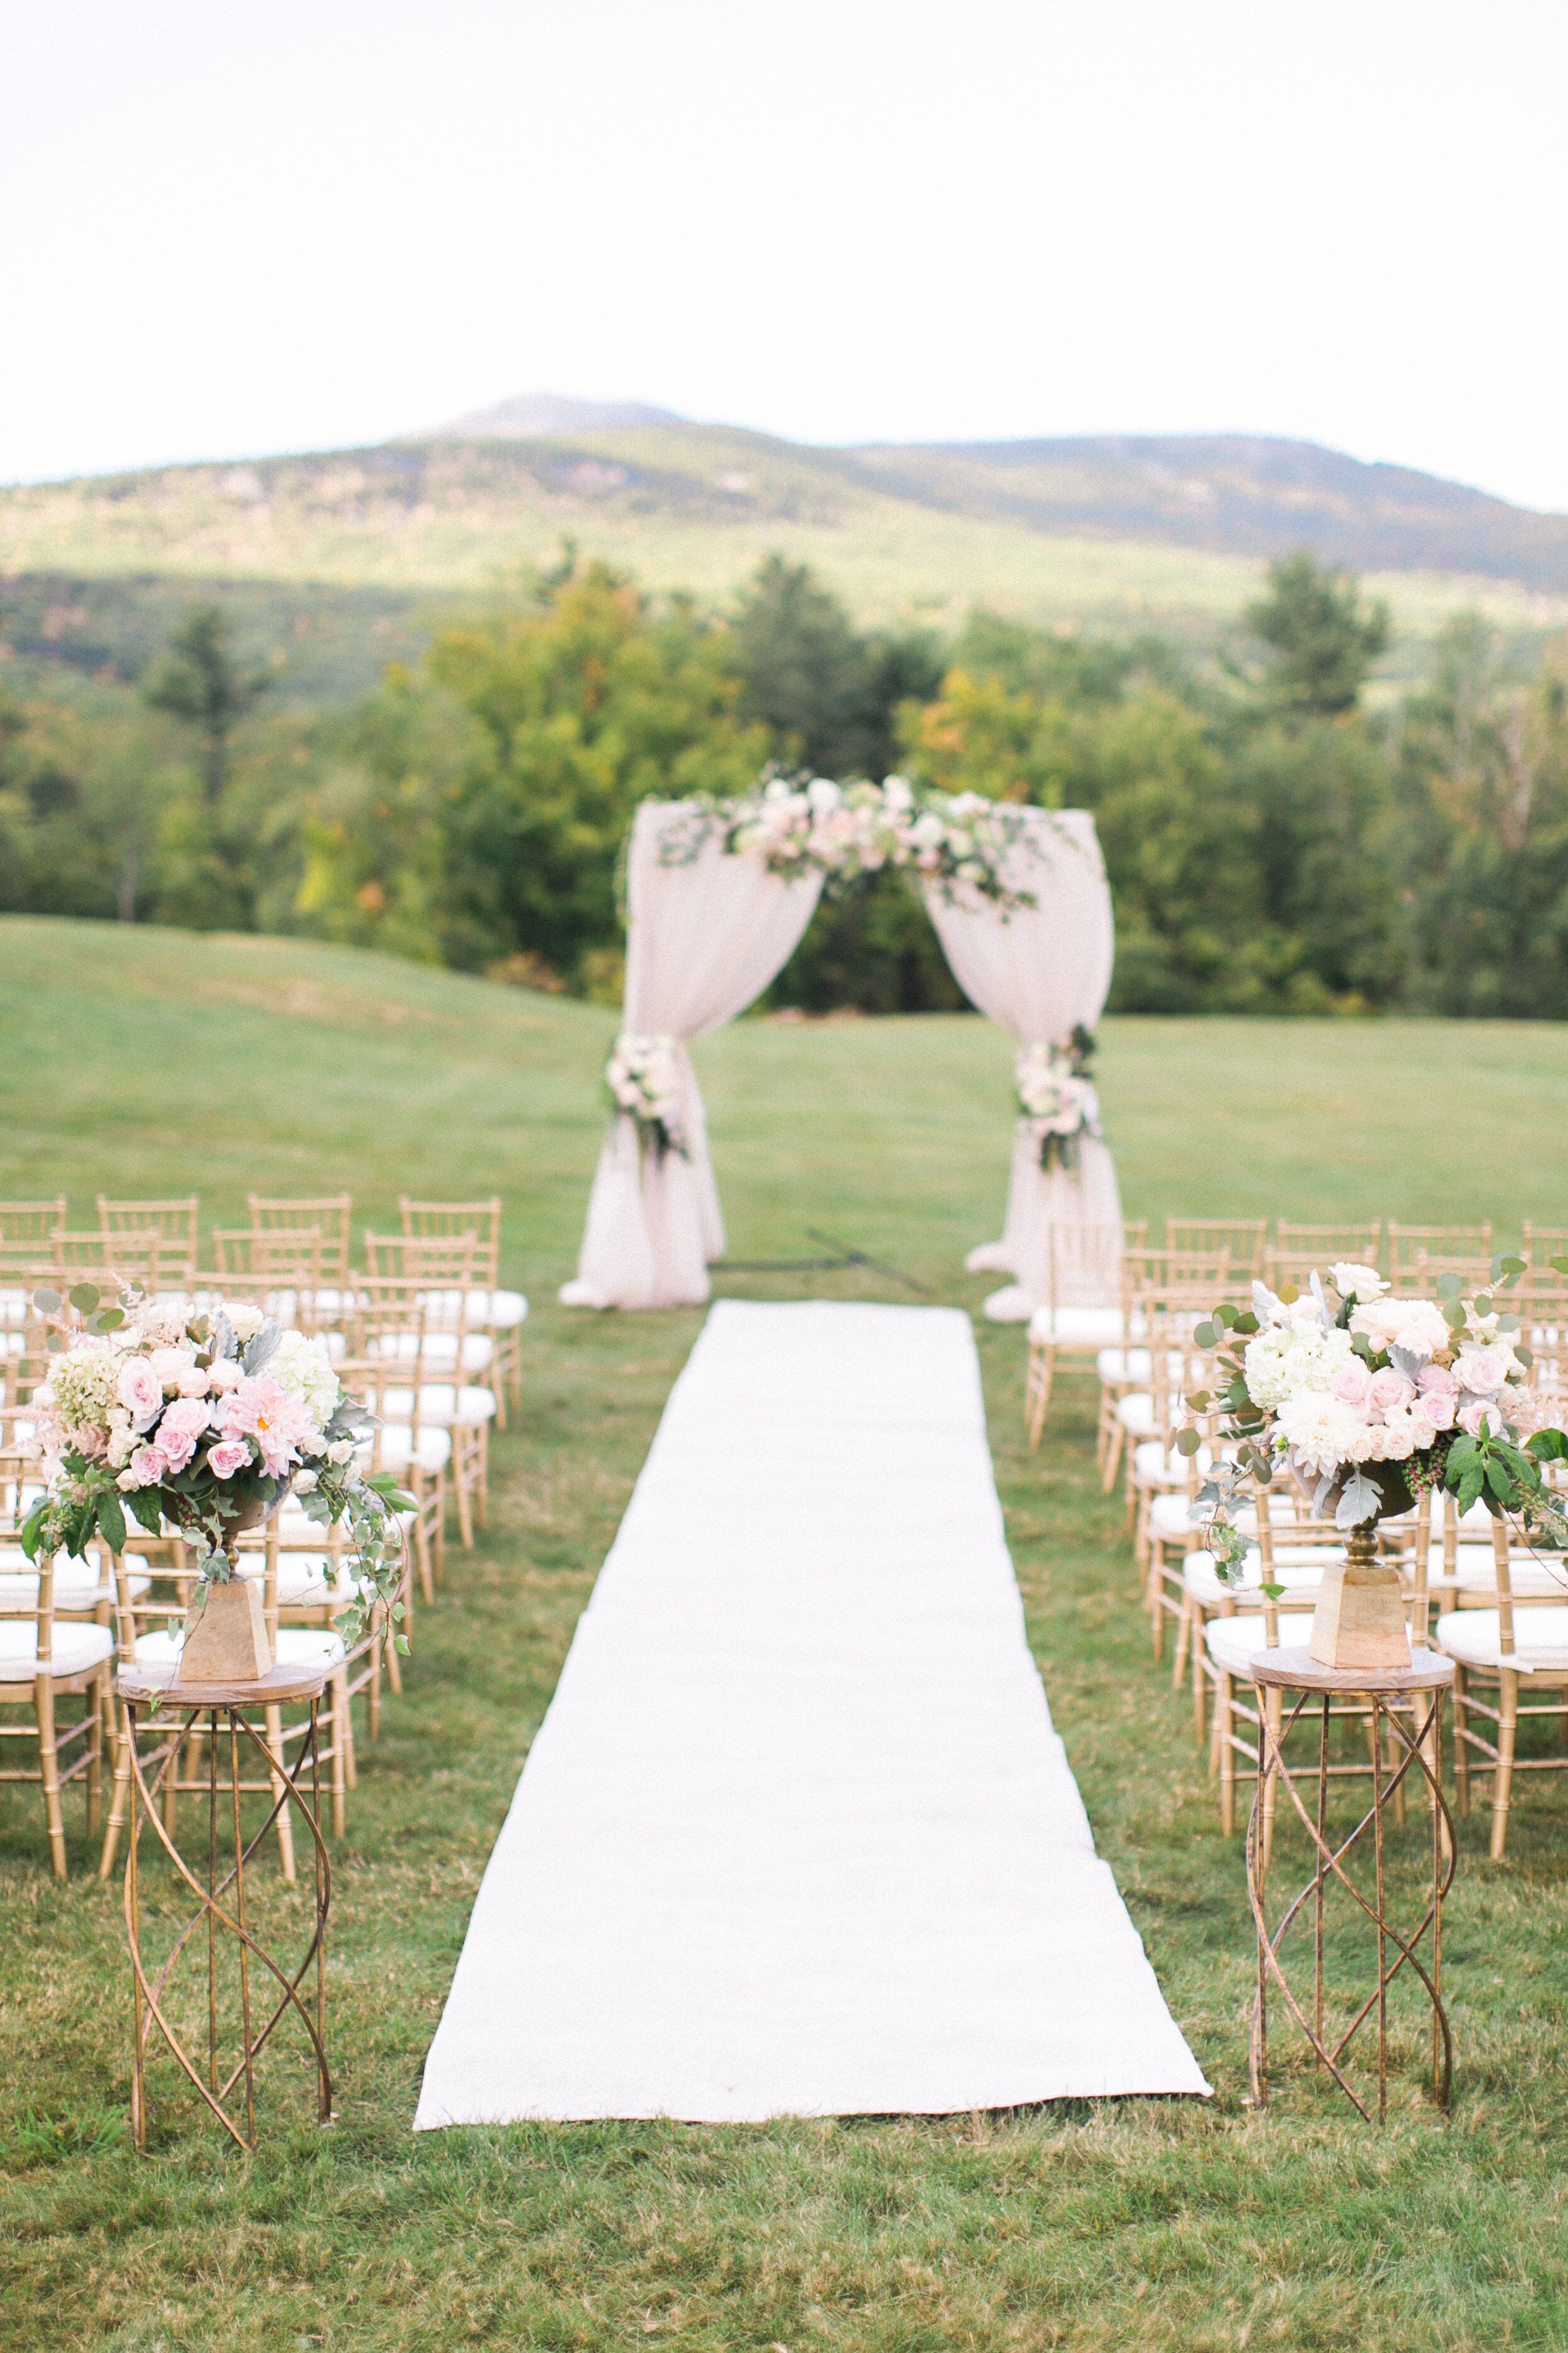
560, 779, 1117, 1313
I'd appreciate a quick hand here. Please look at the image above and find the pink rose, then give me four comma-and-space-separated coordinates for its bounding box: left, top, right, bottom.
176, 1366, 211, 1397
1457, 1401, 1502, 1439
1456, 1345, 1509, 1396
1368, 1368, 1415, 1415
1332, 1362, 1372, 1408
157, 1421, 198, 1471
1421, 1389, 1457, 1431
1417, 1363, 1459, 1398
125, 1442, 169, 1488
207, 1437, 251, 1479
207, 1360, 242, 1393
117, 1359, 164, 1431
160, 1395, 212, 1435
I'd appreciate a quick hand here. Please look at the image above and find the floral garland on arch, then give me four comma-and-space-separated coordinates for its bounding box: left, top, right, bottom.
605, 1032, 687, 1162
1183, 1258, 1568, 1582
1015, 1025, 1103, 1172
655, 773, 1061, 911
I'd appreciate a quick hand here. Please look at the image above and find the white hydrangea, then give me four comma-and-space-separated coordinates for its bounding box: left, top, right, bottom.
45, 1344, 120, 1432
269, 1329, 340, 1439
1243, 1320, 1354, 1411
1277, 1390, 1370, 1476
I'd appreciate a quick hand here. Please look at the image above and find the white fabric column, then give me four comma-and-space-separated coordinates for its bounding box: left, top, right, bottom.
922, 808, 1121, 1321
561, 801, 824, 1310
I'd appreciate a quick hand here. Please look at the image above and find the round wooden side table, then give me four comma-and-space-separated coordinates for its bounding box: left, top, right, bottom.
1245, 1645, 1456, 2122
117, 1661, 335, 2151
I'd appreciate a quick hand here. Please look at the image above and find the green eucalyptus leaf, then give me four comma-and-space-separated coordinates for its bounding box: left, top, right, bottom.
68, 1283, 100, 1315
1175, 1427, 1201, 1458
32, 1287, 60, 1315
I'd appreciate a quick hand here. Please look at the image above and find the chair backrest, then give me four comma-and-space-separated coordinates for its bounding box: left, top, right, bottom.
335, 1351, 430, 1470
248, 1194, 352, 1281
97, 1196, 199, 1277
1477, 1516, 1568, 1657
1521, 1223, 1568, 1272
1165, 1219, 1268, 1277
212, 1225, 323, 1284
399, 1197, 501, 1284
1387, 1222, 1493, 1282
52, 1233, 168, 1301
1045, 1222, 1124, 1309
1271, 1222, 1383, 1282
0, 1200, 67, 1275
1126, 1248, 1232, 1312
363, 1231, 477, 1297
1413, 1250, 1496, 1293
0, 1545, 59, 1664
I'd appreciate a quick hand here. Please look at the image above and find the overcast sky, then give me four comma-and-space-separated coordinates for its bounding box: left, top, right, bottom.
6, 0, 1566, 508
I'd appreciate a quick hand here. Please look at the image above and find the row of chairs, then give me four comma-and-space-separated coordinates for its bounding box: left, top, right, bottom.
0, 1192, 529, 1878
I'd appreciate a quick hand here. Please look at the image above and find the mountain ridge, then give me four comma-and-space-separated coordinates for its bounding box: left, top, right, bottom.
3, 411, 1566, 640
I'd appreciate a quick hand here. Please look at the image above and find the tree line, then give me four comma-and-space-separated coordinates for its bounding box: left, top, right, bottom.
3, 548, 1567, 1018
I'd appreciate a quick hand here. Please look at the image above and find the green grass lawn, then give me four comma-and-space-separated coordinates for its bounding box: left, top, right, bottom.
3, 917, 1568, 2352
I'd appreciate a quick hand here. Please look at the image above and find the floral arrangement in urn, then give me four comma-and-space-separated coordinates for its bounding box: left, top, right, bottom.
1014, 1025, 1102, 1172
22, 1282, 409, 1656
1184, 1258, 1568, 1665
604, 1033, 687, 1162
658, 773, 1070, 911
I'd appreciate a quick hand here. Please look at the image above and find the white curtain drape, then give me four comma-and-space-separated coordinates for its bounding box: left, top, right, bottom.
561, 801, 824, 1309
921, 808, 1121, 1321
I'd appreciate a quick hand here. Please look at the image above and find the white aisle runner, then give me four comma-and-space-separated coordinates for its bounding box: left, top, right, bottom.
415, 1301, 1209, 2124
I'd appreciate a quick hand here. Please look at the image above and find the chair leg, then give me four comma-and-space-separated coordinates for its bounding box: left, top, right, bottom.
338, 1670, 358, 1793
86, 1671, 106, 1839
1491, 1671, 1519, 1861
263, 1704, 297, 1884
1217, 1674, 1236, 1835
329, 1677, 348, 1839
454, 1440, 475, 1549
99, 1698, 136, 1880
1453, 1666, 1471, 1818
476, 1424, 490, 1527
1172, 1592, 1191, 1687
1193, 1618, 1210, 1744
1026, 1345, 1053, 1451
35, 1675, 69, 1882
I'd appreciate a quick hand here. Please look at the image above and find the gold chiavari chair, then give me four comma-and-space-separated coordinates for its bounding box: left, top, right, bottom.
1106, 1251, 1231, 1507
1092, 1226, 1157, 1484
96, 1195, 200, 1286
53, 1230, 164, 1294
1432, 1514, 1568, 1859
399, 1196, 526, 1422
0, 1200, 67, 1282
1521, 1223, 1568, 1274
1165, 1219, 1268, 1278
0, 1549, 114, 1879
1388, 1222, 1494, 1288
362, 1240, 493, 1545
340, 1303, 450, 1599
1268, 1221, 1383, 1287
1024, 1223, 1126, 1448
248, 1194, 353, 1288
1413, 1251, 1498, 1299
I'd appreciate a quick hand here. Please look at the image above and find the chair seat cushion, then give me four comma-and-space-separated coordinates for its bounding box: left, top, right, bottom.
1203, 1612, 1316, 1675
1426, 1545, 1568, 1599
135, 1625, 346, 1670
238, 1555, 371, 1608
1134, 1439, 1215, 1484
379, 1383, 496, 1427
1118, 1391, 1159, 1434
368, 1425, 452, 1474
1434, 1608, 1568, 1672
469, 1288, 527, 1328
0, 1549, 151, 1611
1028, 1306, 1124, 1346
1183, 1550, 1331, 1606
375, 1331, 494, 1374
0, 1620, 114, 1680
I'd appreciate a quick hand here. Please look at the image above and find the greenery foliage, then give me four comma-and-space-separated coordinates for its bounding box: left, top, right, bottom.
6, 548, 1568, 1018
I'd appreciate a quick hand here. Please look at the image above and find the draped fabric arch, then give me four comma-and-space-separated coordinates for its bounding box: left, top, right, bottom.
920, 807, 1121, 1321
560, 799, 1118, 1314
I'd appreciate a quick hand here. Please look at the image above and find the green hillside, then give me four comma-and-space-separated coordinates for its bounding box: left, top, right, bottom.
4, 422, 1564, 651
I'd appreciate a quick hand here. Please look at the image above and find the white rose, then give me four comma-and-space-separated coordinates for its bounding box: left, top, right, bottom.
326, 1439, 355, 1464
227, 1303, 266, 1342
1330, 1262, 1387, 1301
